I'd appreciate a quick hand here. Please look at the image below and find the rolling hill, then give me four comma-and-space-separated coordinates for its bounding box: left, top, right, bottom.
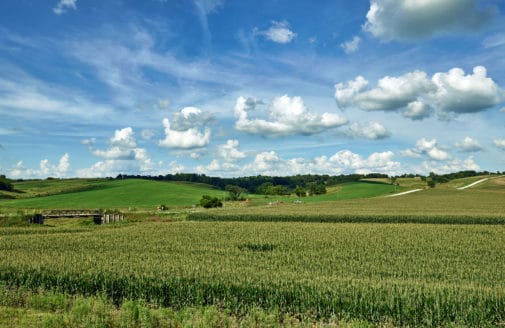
0, 179, 224, 210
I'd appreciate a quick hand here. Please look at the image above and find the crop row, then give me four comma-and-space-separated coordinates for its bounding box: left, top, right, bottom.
1, 222, 505, 326
188, 212, 505, 224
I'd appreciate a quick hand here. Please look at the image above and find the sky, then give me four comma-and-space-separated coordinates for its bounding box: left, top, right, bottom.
0, 0, 504, 179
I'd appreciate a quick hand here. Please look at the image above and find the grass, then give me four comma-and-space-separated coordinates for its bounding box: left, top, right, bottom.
245, 181, 402, 205
0, 179, 410, 212
0, 179, 224, 210
0, 286, 380, 328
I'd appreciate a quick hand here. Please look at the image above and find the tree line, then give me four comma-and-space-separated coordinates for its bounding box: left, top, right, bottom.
116, 172, 390, 194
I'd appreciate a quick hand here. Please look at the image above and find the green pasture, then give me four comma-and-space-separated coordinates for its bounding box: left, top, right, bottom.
0, 179, 223, 210
248, 181, 402, 205
0, 178, 407, 211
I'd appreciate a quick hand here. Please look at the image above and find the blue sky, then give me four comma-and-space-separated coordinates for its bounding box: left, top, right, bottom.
1, 0, 504, 178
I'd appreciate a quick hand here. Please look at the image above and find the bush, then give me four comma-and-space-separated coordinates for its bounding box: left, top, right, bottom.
199, 195, 222, 208
0, 175, 13, 192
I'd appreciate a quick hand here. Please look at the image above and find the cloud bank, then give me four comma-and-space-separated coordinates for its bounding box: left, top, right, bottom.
235, 95, 347, 137
335, 66, 504, 120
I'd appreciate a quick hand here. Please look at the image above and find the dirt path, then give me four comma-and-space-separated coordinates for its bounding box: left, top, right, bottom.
457, 178, 489, 190
385, 189, 423, 197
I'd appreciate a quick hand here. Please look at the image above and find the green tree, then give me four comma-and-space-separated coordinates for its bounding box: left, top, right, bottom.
308, 182, 326, 196
0, 175, 13, 192
256, 182, 273, 195
427, 172, 436, 188
294, 186, 307, 197
225, 185, 247, 201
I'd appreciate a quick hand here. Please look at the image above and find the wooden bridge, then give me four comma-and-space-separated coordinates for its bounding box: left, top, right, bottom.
29, 210, 124, 225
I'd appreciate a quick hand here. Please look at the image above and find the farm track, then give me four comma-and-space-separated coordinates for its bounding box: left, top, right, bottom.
457, 178, 490, 190
384, 188, 423, 197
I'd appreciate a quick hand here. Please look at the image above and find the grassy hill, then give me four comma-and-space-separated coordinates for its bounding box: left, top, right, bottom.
247, 181, 401, 205
0, 179, 224, 210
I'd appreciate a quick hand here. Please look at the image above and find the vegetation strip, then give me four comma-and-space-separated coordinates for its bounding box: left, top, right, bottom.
188, 212, 505, 225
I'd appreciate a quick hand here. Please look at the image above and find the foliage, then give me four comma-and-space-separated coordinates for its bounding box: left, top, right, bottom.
225, 184, 247, 201
256, 183, 291, 195
116, 172, 391, 193
0, 175, 13, 192
294, 186, 307, 197
307, 182, 326, 195
0, 284, 373, 328
199, 195, 223, 208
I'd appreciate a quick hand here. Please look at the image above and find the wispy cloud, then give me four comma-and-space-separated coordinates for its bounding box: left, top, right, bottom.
341, 36, 361, 54
53, 0, 77, 15
257, 21, 297, 44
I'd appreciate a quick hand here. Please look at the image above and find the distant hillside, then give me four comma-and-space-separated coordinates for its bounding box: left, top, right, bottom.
0, 179, 224, 210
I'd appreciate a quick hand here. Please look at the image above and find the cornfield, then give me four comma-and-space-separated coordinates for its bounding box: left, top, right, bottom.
1, 221, 505, 326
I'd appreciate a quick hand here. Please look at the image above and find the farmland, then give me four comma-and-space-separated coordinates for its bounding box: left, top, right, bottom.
0, 179, 225, 210
0, 175, 504, 326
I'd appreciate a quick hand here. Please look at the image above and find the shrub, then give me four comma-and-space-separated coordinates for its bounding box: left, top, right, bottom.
199, 195, 222, 208
0, 175, 13, 192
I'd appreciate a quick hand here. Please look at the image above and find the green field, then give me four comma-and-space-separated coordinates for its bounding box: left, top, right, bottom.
1, 176, 504, 326
0, 179, 224, 210
0, 178, 404, 211
248, 181, 402, 204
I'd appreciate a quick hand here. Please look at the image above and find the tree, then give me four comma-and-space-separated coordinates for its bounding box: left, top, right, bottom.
0, 175, 13, 192
294, 186, 307, 197
308, 182, 326, 195
427, 172, 437, 188
256, 182, 274, 195
199, 195, 223, 208
225, 184, 247, 201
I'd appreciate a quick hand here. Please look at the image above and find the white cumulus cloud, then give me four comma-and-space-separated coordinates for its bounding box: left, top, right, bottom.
432, 66, 504, 114
9, 153, 71, 179
401, 138, 450, 161
240, 149, 400, 176
419, 156, 480, 175
217, 139, 246, 161
364, 0, 495, 41
455, 137, 483, 152
335, 66, 504, 120
79, 127, 155, 177
346, 122, 391, 140
234, 95, 347, 137
159, 107, 212, 149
